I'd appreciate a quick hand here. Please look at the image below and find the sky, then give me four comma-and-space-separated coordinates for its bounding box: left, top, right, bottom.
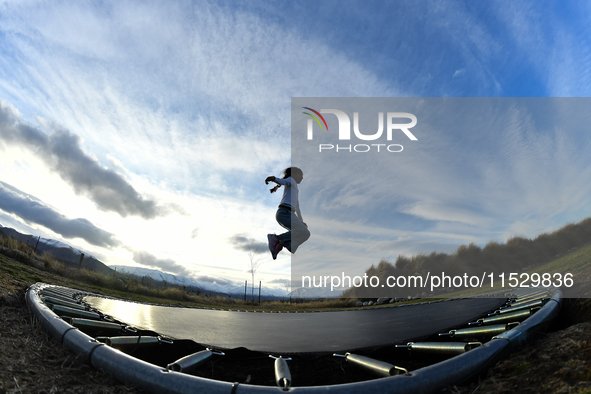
290, 97, 591, 296
1, 0, 591, 296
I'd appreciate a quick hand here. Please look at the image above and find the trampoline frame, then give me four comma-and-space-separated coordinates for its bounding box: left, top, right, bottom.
26, 283, 562, 394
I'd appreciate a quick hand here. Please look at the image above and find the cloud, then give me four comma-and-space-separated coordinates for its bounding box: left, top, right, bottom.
0, 101, 170, 219
453, 68, 465, 78
267, 278, 290, 284
0, 181, 120, 248
194, 275, 234, 286
492, 1, 591, 96
0, 1, 411, 204
229, 234, 267, 254
190, 227, 199, 239
131, 249, 192, 277
400, 202, 491, 227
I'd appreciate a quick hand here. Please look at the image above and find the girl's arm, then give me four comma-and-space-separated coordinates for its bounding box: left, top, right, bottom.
265, 175, 277, 184
272, 177, 291, 186
265, 176, 291, 185
265, 176, 290, 193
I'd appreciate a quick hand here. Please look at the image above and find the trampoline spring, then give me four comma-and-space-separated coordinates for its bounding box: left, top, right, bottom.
207, 348, 225, 356
269, 356, 292, 390
51, 305, 101, 320
504, 290, 548, 305
507, 293, 544, 304
515, 289, 549, 300
166, 349, 224, 373
106, 336, 161, 348
514, 293, 546, 303
158, 337, 174, 345
497, 299, 546, 314
42, 296, 85, 309
41, 289, 72, 298
70, 318, 125, 333
440, 322, 519, 339
469, 307, 532, 326
333, 353, 409, 377
124, 326, 138, 333
506, 296, 549, 308
396, 342, 482, 355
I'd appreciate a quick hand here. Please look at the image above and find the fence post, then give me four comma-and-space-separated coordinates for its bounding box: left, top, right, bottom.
78, 253, 85, 269
244, 280, 247, 302
33, 236, 40, 254
258, 281, 261, 305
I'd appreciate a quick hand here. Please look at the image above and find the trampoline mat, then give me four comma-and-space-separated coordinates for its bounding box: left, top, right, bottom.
84, 297, 505, 355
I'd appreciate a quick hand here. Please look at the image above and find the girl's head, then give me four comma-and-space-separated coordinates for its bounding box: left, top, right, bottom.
283, 167, 304, 183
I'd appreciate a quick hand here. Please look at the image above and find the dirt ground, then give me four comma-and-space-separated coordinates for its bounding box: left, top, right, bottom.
447, 298, 591, 394
0, 273, 142, 393
2, 258, 591, 393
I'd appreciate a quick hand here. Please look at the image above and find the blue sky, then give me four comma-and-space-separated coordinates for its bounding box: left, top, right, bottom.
0, 1, 590, 295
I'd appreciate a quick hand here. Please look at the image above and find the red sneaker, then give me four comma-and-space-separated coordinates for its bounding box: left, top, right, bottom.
267, 234, 282, 260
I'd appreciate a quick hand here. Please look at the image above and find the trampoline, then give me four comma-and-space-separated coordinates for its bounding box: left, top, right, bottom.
26, 283, 562, 393
83, 295, 506, 355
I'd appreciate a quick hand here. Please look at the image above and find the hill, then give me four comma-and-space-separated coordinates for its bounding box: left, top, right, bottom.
343, 217, 591, 299
0, 226, 113, 275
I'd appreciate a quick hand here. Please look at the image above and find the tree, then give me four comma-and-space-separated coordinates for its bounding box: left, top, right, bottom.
247, 246, 263, 302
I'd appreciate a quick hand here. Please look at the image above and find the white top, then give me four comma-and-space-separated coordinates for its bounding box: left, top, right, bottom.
274, 177, 303, 220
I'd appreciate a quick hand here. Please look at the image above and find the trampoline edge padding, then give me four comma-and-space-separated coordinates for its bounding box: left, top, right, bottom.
26, 283, 562, 394
25, 283, 76, 342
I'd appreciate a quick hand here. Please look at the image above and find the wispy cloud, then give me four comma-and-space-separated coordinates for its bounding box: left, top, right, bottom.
229, 234, 267, 254
0, 181, 119, 248
131, 249, 192, 277
492, 1, 591, 96
194, 275, 235, 287
0, 101, 172, 219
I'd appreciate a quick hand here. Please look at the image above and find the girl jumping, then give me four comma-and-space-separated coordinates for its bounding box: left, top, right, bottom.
265, 167, 310, 260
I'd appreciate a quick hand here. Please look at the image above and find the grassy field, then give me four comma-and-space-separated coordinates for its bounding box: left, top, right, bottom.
444, 241, 591, 299
345, 217, 591, 300
0, 251, 143, 393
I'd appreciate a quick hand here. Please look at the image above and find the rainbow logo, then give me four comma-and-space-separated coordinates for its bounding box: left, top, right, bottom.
302, 107, 329, 131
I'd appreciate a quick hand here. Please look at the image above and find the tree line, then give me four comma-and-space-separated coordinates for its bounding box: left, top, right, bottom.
343, 217, 591, 298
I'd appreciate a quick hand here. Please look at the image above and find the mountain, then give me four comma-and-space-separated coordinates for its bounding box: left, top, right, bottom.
0, 225, 113, 275
109, 265, 285, 299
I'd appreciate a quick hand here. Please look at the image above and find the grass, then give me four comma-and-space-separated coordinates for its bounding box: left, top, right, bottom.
431, 241, 591, 299
529, 242, 591, 283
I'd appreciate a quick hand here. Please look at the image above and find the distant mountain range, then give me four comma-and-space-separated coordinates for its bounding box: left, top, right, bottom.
0, 225, 289, 300
0, 225, 113, 275
110, 265, 287, 299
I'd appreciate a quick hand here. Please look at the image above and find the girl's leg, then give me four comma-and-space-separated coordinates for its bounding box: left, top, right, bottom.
275, 207, 292, 252
275, 208, 310, 254
289, 212, 310, 254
